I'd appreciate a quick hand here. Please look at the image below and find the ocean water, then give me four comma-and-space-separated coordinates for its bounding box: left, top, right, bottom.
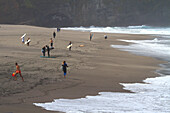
34, 26, 170, 113
62, 25, 170, 35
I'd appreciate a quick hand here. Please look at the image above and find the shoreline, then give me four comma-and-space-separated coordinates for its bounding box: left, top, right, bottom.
0, 25, 164, 113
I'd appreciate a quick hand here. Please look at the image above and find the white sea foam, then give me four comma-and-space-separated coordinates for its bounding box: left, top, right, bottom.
111, 38, 170, 61
62, 25, 170, 35
34, 75, 170, 113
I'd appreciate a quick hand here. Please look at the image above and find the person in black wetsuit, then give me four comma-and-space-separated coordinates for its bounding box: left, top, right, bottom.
62, 61, 68, 78
46, 45, 50, 57
104, 35, 107, 39
53, 31, 56, 38
68, 41, 72, 51
42, 46, 46, 56
26, 38, 31, 46
90, 33, 93, 41
50, 38, 53, 48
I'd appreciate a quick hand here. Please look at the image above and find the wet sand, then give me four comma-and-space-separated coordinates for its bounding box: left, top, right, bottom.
0, 25, 163, 113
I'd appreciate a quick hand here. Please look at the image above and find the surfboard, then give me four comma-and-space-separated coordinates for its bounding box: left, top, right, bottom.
79, 45, 84, 47
67, 44, 72, 48
40, 56, 56, 58
21, 33, 26, 39
25, 39, 31, 44
50, 47, 54, 50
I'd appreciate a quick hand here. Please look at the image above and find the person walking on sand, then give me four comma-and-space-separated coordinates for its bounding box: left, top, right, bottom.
50, 38, 53, 48
46, 45, 50, 57
21, 36, 25, 44
42, 46, 46, 56
26, 38, 31, 46
104, 35, 107, 39
53, 31, 56, 38
15, 63, 24, 81
68, 41, 72, 51
62, 61, 68, 78
21, 33, 26, 44
90, 33, 93, 41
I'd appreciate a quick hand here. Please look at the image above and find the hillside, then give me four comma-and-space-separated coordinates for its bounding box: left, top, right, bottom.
0, 0, 170, 27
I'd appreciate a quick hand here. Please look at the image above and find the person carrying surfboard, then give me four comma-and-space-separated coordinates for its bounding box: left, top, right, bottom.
21, 33, 26, 44
104, 35, 107, 39
26, 38, 31, 46
68, 41, 72, 51
62, 61, 68, 78
15, 63, 24, 81
22, 36, 25, 43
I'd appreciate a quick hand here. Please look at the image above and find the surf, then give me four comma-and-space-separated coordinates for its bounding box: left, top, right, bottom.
34, 75, 170, 113
62, 25, 170, 35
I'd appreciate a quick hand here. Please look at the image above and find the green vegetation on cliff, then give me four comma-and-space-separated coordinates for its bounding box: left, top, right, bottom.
0, 0, 169, 27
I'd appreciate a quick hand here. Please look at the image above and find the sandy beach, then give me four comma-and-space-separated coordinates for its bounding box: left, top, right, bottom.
0, 25, 163, 113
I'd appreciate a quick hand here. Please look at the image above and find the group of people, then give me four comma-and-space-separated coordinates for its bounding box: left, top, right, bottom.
14, 30, 70, 82
21, 34, 31, 46
14, 31, 108, 81
90, 33, 108, 41
13, 60, 69, 81
14, 61, 69, 81
42, 45, 51, 57
41, 37, 54, 57
22, 37, 31, 46
53, 28, 60, 38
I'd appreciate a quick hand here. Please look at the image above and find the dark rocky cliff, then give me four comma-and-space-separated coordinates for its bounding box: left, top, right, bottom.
0, 0, 170, 27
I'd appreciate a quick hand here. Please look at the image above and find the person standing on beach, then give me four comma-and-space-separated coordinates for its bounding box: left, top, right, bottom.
21, 36, 25, 44
50, 38, 53, 48
104, 35, 107, 39
15, 63, 24, 81
46, 45, 50, 57
57, 28, 60, 32
21, 33, 26, 44
68, 41, 72, 51
53, 31, 56, 38
62, 61, 68, 78
42, 46, 46, 56
90, 33, 93, 41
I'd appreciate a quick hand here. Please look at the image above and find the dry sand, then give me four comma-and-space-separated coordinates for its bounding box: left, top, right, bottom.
0, 25, 164, 113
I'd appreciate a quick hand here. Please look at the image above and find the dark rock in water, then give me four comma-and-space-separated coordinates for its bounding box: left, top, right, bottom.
0, 0, 170, 27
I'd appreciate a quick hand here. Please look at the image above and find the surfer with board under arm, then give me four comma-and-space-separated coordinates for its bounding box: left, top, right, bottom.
25, 38, 31, 46
104, 35, 107, 39
68, 41, 72, 51
21, 33, 26, 44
